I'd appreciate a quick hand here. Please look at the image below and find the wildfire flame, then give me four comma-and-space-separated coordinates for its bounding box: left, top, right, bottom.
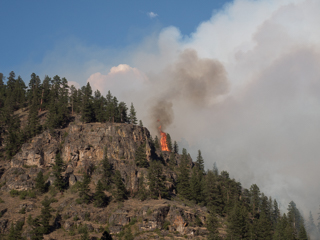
158, 125, 170, 151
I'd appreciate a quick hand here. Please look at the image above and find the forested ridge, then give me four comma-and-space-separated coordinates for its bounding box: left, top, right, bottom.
0, 71, 318, 239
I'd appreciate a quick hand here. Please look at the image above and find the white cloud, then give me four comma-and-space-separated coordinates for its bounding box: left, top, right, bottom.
87, 64, 148, 103
147, 11, 158, 18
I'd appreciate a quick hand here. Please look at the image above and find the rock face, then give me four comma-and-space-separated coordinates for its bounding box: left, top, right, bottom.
0, 122, 206, 239
2, 122, 191, 194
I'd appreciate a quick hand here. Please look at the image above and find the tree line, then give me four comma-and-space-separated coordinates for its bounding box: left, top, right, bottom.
0, 71, 138, 159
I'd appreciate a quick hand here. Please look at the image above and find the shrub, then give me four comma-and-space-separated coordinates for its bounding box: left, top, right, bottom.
10, 189, 20, 197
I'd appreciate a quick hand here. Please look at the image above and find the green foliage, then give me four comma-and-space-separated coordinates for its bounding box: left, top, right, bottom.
176, 148, 190, 199
40, 196, 53, 234
101, 151, 113, 190
148, 160, 168, 199
166, 133, 172, 152
207, 207, 221, 240
8, 220, 25, 240
138, 171, 148, 201
9, 189, 20, 197
227, 202, 249, 240
52, 152, 66, 191
129, 102, 137, 124
135, 142, 148, 168
94, 180, 108, 207
78, 173, 91, 204
113, 170, 128, 202
35, 171, 47, 193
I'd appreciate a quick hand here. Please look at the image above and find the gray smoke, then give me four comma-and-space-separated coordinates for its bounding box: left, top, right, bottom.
149, 49, 228, 131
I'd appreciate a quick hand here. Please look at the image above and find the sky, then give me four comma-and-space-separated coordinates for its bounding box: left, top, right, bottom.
1, 0, 320, 221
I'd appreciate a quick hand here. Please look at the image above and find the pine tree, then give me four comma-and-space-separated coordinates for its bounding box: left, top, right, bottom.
139, 120, 143, 127
35, 171, 46, 193
40, 196, 53, 234
249, 184, 261, 219
207, 206, 221, 240
7, 220, 24, 240
135, 142, 148, 168
154, 136, 160, 149
101, 151, 112, 190
118, 101, 128, 123
52, 152, 65, 191
148, 161, 167, 199
94, 180, 107, 207
176, 148, 191, 199
298, 224, 308, 240
196, 150, 205, 174
129, 102, 137, 124
138, 171, 148, 201
173, 141, 179, 154
227, 202, 249, 239
205, 170, 223, 214
81, 82, 94, 123
78, 173, 91, 204
166, 133, 172, 152
190, 166, 204, 203
113, 170, 127, 202
27, 214, 44, 240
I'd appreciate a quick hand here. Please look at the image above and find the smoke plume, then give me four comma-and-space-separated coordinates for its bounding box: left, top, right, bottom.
149, 49, 228, 131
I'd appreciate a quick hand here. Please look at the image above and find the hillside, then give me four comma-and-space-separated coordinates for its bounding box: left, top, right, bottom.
0, 72, 313, 240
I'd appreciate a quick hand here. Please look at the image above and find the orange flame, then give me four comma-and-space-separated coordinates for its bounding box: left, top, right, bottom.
158, 125, 170, 152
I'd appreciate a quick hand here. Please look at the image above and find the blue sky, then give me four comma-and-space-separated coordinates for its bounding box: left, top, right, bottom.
0, 0, 231, 79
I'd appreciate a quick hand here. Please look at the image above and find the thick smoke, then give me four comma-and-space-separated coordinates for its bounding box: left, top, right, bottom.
149, 49, 228, 131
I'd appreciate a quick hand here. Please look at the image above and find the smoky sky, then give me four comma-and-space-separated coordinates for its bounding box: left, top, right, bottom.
149, 49, 228, 131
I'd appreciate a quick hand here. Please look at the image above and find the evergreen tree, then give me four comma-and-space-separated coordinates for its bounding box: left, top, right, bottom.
249, 184, 261, 219
118, 101, 128, 123
40, 196, 53, 234
113, 170, 127, 202
52, 153, 65, 191
176, 148, 191, 199
227, 202, 249, 240
35, 171, 46, 193
4, 112, 22, 158
154, 136, 160, 149
168, 152, 176, 168
205, 170, 223, 214
138, 171, 148, 201
207, 206, 221, 240
94, 180, 107, 207
7, 220, 25, 240
173, 141, 179, 154
135, 142, 148, 168
139, 120, 143, 127
101, 150, 112, 190
196, 150, 205, 174
27, 214, 44, 240
190, 166, 204, 203
166, 133, 172, 152
128, 102, 137, 124
298, 224, 308, 240
148, 161, 167, 199
78, 173, 91, 204
81, 82, 94, 123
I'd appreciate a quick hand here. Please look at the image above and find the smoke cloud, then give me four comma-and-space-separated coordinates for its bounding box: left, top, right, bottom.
149, 49, 228, 131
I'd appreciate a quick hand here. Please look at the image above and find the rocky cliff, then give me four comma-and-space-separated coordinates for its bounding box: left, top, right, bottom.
0, 122, 210, 239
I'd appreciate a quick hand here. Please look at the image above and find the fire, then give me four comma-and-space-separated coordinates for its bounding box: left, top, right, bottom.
158, 125, 170, 151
